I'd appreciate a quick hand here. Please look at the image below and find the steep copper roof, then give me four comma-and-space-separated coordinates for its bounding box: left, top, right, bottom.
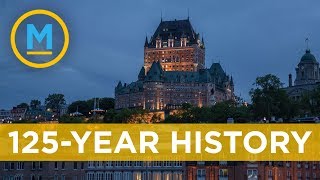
147, 19, 198, 48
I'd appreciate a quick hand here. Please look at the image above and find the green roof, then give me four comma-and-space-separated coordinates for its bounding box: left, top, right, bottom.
301, 50, 317, 63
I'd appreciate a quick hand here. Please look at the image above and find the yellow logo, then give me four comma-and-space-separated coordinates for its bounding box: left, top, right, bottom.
10, 9, 69, 69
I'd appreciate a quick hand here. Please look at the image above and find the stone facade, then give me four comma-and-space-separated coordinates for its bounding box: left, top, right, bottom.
86, 161, 184, 180
0, 161, 86, 180
186, 161, 320, 180
115, 19, 235, 110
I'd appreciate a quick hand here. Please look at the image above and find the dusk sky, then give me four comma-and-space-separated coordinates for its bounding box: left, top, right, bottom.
1, 0, 320, 109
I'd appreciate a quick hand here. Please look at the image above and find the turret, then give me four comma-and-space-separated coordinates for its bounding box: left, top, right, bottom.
116, 81, 122, 89
230, 76, 234, 92
115, 81, 123, 93
289, 74, 292, 87
201, 36, 205, 49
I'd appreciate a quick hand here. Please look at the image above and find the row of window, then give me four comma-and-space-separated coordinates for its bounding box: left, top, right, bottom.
146, 49, 193, 55
3, 162, 84, 171
146, 57, 195, 63
267, 161, 320, 169
2, 174, 85, 180
87, 171, 183, 180
145, 83, 213, 87
2, 174, 23, 180
88, 161, 183, 168
194, 169, 313, 179
148, 50, 194, 56
54, 162, 84, 170
3, 162, 28, 171
3, 175, 42, 180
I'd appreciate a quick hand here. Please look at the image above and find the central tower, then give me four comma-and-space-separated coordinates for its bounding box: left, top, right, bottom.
144, 19, 205, 72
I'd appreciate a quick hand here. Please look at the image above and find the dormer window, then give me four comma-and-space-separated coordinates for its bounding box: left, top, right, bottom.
162, 41, 168, 47
181, 38, 187, 47
156, 39, 162, 48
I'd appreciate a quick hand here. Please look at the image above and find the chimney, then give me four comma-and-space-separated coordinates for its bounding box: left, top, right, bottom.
289, 74, 292, 87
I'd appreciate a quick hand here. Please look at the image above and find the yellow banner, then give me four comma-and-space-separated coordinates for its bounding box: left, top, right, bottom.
0, 124, 319, 161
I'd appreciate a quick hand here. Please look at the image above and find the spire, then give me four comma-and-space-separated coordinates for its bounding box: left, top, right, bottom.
305, 38, 310, 51
161, 10, 163, 22
201, 36, 205, 49
201, 34, 205, 45
187, 8, 190, 20
144, 36, 148, 47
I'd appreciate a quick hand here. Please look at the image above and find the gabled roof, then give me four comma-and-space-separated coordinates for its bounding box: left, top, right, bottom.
146, 61, 164, 81
209, 63, 226, 77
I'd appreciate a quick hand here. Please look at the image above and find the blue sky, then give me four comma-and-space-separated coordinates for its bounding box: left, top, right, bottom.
1, 0, 320, 109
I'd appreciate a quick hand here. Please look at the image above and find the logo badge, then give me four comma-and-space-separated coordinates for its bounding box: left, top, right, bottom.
10, 9, 69, 68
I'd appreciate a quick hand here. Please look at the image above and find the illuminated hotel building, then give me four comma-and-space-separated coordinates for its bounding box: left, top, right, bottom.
115, 18, 235, 110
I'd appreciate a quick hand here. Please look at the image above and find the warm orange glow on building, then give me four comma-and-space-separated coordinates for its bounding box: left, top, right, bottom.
115, 18, 234, 110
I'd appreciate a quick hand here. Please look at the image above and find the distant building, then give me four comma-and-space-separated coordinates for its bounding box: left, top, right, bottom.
115, 18, 235, 110
285, 48, 320, 100
86, 161, 184, 180
25, 109, 54, 121
59, 104, 69, 117
10, 107, 27, 121
0, 109, 11, 120
186, 161, 320, 180
0, 161, 86, 180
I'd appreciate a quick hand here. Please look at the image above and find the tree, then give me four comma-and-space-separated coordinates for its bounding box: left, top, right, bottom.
17, 103, 29, 110
30, 99, 41, 110
300, 86, 320, 116
250, 74, 293, 119
45, 94, 66, 112
163, 99, 252, 123
103, 109, 117, 123
86, 97, 115, 111
99, 98, 115, 110
68, 100, 90, 116
211, 101, 236, 122
59, 115, 84, 123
